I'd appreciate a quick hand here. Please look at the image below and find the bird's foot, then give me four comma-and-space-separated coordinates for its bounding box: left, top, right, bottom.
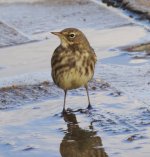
62, 108, 73, 115
62, 108, 67, 115
87, 104, 93, 110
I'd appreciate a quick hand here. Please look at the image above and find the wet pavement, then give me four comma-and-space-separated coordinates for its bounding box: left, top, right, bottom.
0, 0, 150, 157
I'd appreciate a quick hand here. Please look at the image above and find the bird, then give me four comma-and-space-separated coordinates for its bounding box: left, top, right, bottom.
51, 28, 97, 113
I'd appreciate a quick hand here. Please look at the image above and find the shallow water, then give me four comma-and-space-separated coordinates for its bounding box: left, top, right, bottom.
0, 90, 149, 157
0, 0, 150, 157
101, 50, 150, 65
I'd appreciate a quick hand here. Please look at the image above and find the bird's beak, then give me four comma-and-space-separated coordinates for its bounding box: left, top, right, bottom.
51, 32, 61, 36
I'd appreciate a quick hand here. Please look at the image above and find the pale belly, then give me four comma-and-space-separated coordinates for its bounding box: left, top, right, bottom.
55, 68, 93, 90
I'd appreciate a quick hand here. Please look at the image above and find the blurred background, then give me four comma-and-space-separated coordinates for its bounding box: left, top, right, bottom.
0, 1, 150, 157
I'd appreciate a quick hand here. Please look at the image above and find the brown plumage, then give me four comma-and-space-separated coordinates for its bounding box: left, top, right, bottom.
51, 28, 97, 113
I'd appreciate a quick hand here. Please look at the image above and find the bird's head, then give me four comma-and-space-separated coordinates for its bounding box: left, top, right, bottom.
51, 28, 90, 48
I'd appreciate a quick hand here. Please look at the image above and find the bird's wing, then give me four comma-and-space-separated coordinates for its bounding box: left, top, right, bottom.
90, 47, 97, 63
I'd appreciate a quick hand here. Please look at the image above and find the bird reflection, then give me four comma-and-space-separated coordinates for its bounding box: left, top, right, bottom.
60, 111, 108, 157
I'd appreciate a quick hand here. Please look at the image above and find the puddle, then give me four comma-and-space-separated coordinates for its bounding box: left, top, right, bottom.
101, 51, 149, 66
124, 42, 150, 55
124, 42, 150, 64
101, 43, 150, 66
0, 0, 150, 157
0, 79, 113, 110
60, 111, 108, 157
0, 93, 149, 157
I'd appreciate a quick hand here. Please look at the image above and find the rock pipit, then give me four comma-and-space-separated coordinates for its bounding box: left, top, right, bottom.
51, 28, 96, 113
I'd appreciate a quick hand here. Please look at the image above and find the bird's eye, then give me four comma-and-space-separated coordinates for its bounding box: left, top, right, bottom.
69, 33, 75, 38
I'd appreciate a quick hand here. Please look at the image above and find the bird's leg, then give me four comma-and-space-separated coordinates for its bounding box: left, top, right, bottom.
62, 90, 67, 113
85, 85, 92, 109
